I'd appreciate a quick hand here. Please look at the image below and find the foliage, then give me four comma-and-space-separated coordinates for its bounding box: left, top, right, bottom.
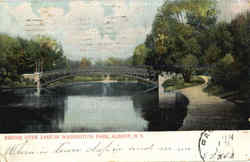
67, 59, 81, 69
0, 34, 67, 87
141, 0, 216, 80
132, 44, 149, 65
204, 44, 221, 65
94, 57, 132, 66
163, 76, 205, 91
134, 0, 249, 103
80, 57, 92, 68
181, 54, 199, 82
207, 12, 250, 102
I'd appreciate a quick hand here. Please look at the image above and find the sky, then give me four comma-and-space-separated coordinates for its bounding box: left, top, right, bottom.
0, 0, 249, 61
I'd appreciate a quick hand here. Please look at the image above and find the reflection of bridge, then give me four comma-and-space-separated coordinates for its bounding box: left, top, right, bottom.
23, 65, 179, 108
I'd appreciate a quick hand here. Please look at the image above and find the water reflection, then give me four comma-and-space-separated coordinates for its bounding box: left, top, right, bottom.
60, 96, 148, 132
0, 89, 66, 133
0, 82, 188, 133
132, 92, 189, 131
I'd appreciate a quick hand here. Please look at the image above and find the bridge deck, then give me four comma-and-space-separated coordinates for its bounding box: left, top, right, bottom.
40, 66, 158, 87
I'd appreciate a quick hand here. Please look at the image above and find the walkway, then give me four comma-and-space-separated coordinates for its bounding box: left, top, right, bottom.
178, 76, 249, 130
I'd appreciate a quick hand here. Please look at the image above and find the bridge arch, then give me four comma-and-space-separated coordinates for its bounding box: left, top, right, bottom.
40, 71, 157, 87
30, 66, 177, 108
40, 66, 158, 87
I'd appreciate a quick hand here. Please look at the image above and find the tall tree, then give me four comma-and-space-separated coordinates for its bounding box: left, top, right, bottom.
143, 0, 217, 81
0, 34, 67, 86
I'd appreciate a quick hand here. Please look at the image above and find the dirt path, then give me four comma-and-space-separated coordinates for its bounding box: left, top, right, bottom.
177, 76, 249, 130
178, 76, 228, 106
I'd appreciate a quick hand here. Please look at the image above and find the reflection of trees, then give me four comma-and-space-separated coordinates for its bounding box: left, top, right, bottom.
0, 89, 66, 133
132, 91, 189, 131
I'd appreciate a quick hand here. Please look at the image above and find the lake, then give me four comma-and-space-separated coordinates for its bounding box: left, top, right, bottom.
0, 82, 247, 133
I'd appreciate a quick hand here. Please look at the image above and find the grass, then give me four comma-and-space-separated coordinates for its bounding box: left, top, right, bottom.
203, 84, 226, 96
49, 75, 105, 86
203, 82, 249, 105
73, 76, 104, 82
163, 75, 205, 91
48, 75, 137, 87
110, 75, 136, 81
0, 78, 36, 88
54, 75, 136, 83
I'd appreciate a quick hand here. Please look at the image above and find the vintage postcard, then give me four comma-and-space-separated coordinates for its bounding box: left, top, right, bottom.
0, 0, 249, 161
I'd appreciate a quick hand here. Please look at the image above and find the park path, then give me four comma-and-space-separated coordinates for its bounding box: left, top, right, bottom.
178, 76, 249, 130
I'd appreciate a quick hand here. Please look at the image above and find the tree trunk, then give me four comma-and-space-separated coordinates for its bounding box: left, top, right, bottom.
182, 71, 192, 83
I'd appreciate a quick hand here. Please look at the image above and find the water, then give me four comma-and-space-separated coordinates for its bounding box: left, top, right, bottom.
0, 82, 189, 133
0, 82, 248, 133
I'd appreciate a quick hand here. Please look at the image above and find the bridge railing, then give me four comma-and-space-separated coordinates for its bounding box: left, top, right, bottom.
43, 66, 155, 75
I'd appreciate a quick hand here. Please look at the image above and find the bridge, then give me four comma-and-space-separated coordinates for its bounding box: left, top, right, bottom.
23, 65, 180, 108
40, 66, 158, 86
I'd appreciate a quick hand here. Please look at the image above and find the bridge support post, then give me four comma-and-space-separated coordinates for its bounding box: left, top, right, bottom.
104, 73, 110, 81
106, 74, 110, 81
34, 72, 41, 96
158, 72, 176, 108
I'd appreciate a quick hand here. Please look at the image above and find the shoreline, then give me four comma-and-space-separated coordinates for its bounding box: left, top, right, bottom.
0, 80, 140, 90
47, 80, 139, 88
177, 76, 249, 130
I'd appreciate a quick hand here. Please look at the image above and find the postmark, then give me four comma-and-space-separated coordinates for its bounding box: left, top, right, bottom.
198, 130, 235, 161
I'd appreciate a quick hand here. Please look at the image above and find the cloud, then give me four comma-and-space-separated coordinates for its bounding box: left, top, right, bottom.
0, 0, 163, 60
66, 0, 105, 29
0, 2, 29, 37
39, 7, 65, 19
217, 0, 250, 22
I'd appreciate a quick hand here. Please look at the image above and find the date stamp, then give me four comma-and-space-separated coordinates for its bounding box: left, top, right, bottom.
198, 131, 235, 161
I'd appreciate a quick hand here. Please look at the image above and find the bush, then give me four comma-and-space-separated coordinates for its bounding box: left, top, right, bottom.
210, 54, 240, 90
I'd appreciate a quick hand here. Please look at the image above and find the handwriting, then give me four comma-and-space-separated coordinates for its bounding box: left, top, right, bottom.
0, 140, 193, 161
86, 141, 114, 156
5, 140, 35, 155
54, 142, 82, 153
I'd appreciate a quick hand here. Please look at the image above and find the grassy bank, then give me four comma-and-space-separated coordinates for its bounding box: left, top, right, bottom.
203, 84, 228, 96
110, 75, 136, 81
63, 75, 136, 82
48, 75, 104, 86
48, 75, 137, 86
0, 78, 36, 88
163, 75, 205, 91
204, 83, 249, 105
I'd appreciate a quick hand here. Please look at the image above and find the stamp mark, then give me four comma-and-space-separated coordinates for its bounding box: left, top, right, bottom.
198, 130, 234, 162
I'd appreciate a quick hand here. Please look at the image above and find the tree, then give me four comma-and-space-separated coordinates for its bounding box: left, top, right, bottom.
208, 12, 250, 103
143, 0, 216, 80
33, 35, 65, 71
80, 57, 92, 68
95, 59, 106, 67
0, 34, 67, 86
181, 54, 199, 82
124, 56, 133, 65
204, 44, 221, 65
95, 57, 132, 67
153, 0, 217, 32
210, 54, 238, 88
105, 57, 124, 66
230, 12, 250, 72
0, 34, 22, 84
156, 23, 201, 80
67, 59, 81, 69
132, 44, 149, 65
